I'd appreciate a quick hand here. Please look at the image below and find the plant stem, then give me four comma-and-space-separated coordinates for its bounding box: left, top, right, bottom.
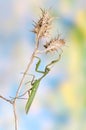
13, 102, 17, 130
15, 36, 39, 98
0, 36, 39, 130
12, 36, 39, 130
0, 95, 12, 104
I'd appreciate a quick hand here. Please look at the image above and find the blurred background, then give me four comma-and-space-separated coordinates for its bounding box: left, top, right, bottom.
0, 0, 86, 130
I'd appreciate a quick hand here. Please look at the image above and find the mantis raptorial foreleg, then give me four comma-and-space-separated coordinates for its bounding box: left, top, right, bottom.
34, 56, 46, 74
34, 56, 51, 79
35, 54, 62, 73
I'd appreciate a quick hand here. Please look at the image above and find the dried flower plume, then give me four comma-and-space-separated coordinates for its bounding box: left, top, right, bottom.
32, 8, 53, 38
44, 35, 65, 53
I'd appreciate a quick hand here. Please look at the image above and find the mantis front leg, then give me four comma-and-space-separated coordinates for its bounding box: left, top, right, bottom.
34, 56, 50, 79
34, 56, 46, 74
34, 55, 62, 80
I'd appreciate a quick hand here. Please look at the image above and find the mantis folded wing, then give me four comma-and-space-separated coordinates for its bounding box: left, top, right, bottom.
25, 79, 40, 114
25, 54, 61, 114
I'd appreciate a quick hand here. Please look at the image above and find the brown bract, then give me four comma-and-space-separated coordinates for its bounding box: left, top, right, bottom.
32, 9, 53, 39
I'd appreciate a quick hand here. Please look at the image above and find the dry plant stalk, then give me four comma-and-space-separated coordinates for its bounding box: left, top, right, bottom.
0, 8, 66, 130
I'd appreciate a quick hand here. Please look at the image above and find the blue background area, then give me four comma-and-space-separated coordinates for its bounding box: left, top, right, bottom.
0, 0, 86, 130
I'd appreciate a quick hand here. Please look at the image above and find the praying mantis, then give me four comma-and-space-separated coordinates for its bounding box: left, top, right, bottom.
25, 54, 62, 114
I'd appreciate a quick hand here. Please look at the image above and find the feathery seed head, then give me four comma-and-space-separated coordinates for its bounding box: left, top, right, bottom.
32, 9, 53, 39
44, 35, 65, 53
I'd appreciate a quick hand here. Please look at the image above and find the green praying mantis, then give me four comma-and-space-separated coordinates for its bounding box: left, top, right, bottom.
25, 54, 62, 114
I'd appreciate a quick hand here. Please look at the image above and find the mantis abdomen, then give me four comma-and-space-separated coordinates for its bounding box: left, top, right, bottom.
25, 80, 40, 114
